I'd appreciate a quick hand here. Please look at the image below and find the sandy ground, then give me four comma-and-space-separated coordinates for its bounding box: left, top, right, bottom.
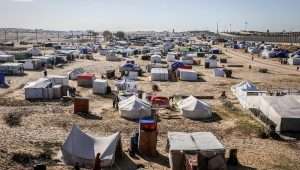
0, 48, 300, 170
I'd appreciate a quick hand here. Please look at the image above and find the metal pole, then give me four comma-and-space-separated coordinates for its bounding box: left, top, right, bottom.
16, 31, 19, 42
35, 29, 38, 44
4, 30, 7, 41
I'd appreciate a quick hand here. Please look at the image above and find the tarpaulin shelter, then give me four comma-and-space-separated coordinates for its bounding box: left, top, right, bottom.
118, 95, 152, 120
61, 125, 120, 168
168, 132, 225, 170
178, 96, 212, 119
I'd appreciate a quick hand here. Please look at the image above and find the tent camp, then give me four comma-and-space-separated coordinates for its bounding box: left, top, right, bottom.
118, 95, 152, 120
178, 96, 212, 119
168, 132, 226, 170
61, 125, 120, 168
248, 95, 300, 132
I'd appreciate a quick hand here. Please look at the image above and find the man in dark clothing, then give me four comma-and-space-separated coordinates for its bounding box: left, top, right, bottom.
93, 153, 101, 170
43, 69, 47, 77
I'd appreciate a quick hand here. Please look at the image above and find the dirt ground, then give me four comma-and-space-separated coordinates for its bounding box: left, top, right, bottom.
0, 47, 300, 170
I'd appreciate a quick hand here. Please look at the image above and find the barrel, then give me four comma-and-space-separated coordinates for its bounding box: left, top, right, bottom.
224, 69, 232, 78
74, 97, 89, 114
204, 62, 210, 68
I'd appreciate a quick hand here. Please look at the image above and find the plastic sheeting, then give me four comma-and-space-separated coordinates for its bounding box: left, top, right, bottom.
118, 95, 151, 120
258, 96, 300, 132
178, 96, 212, 119
213, 68, 225, 77
178, 69, 198, 81
151, 68, 168, 81
93, 79, 108, 94
151, 55, 162, 63
62, 125, 120, 168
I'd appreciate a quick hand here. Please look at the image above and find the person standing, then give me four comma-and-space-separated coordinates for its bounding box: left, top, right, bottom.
43, 68, 48, 77
93, 153, 101, 170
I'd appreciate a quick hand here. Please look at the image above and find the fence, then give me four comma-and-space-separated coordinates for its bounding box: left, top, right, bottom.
220, 32, 300, 44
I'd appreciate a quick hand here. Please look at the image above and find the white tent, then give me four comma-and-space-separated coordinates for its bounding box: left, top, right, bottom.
93, 79, 108, 95
166, 53, 176, 62
151, 68, 169, 81
178, 96, 212, 119
231, 81, 258, 108
180, 53, 195, 65
205, 55, 218, 68
255, 96, 300, 132
177, 69, 198, 81
67, 68, 85, 80
61, 125, 120, 168
27, 47, 42, 56
288, 55, 300, 65
213, 68, 225, 77
0, 54, 15, 62
151, 55, 162, 63
231, 81, 257, 94
168, 132, 225, 170
118, 95, 152, 120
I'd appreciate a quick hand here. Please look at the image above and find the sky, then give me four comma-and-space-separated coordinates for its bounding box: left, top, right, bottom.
0, 0, 300, 32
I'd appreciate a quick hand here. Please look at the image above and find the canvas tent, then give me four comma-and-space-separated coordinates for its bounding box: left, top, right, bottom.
205, 55, 218, 68
151, 55, 162, 63
0, 63, 24, 75
118, 95, 152, 120
177, 69, 198, 81
178, 96, 212, 119
213, 68, 225, 77
61, 125, 120, 168
166, 53, 176, 62
180, 53, 195, 65
27, 47, 42, 56
93, 79, 108, 95
288, 55, 300, 65
231, 81, 258, 108
151, 68, 169, 81
249, 95, 300, 132
67, 68, 85, 80
0, 54, 15, 62
168, 132, 226, 170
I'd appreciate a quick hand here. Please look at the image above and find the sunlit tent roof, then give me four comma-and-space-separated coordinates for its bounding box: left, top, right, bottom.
118, 95, 152, 119
178, 96, 212, 119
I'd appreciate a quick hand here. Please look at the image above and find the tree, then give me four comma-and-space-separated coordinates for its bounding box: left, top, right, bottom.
115, 31, 125, 40
103, 30, 112, 41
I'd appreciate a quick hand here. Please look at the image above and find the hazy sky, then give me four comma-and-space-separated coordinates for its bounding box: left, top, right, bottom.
0, 0, 299, 32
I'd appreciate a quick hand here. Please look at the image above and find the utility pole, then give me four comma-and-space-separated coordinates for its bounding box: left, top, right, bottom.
4, 29, 7, 41
35, 29, 38, 44
57, 31, 60, 42
16, 31, 19, 42
230, 24, 232, 33
217, 23, 219, 34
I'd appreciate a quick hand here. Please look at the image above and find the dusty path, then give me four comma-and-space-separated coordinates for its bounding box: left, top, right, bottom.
218, 45, 300, 75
